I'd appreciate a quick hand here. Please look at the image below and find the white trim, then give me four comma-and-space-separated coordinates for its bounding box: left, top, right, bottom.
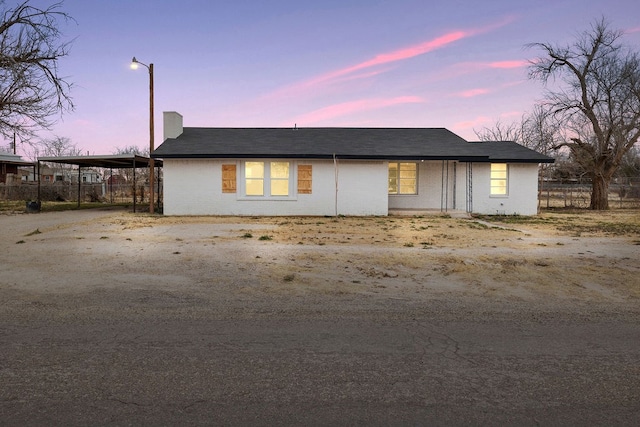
388, 161, 419, 195
237, 160, 298, 201
490, 163, 509, 197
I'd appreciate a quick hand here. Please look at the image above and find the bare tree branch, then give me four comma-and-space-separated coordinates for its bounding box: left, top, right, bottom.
0, 1, 74, 140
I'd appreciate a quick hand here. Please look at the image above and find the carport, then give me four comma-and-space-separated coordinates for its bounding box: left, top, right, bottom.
36, 154, 162, 212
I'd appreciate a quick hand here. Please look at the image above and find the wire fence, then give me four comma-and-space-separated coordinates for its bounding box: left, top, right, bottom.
1, 181, 153, 205
539, 177, 640, 209
3, 174, 638, 211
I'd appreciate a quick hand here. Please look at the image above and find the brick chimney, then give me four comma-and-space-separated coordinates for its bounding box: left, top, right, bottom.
163, 111, 183, 140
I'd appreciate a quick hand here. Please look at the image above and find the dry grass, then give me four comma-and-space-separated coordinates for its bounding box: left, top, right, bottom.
10, 208, 636, 304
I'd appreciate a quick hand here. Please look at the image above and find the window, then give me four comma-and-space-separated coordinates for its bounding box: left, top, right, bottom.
245, 161, 265, 196
388, 162, 417, 194
243, 161, 290, 197
297, 165, 312, 194
490, 163, 508, 196
270, 162, 289, 196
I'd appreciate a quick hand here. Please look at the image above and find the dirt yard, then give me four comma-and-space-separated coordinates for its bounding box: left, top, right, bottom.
2, 208, 639, 307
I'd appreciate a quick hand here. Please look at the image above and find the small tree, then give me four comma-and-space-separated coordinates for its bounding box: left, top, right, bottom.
0, 1, 74, 140
474, 105, 561, 155
474, 119, 523, 143
112, 145, 149, 199
528, 18, 640, 209
38, 135, 80, 181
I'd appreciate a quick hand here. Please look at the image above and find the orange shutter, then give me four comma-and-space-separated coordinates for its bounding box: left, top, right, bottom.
222, 164, 236, 193
297, 165, 312, 194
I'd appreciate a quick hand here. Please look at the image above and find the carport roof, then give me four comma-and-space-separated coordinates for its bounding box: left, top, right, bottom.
38, 154, 162, 169
0, 152, 34, 166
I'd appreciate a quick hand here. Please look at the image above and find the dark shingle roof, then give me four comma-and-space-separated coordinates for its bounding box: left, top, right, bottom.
152, 128, 554, 163
466, 141, 555, 163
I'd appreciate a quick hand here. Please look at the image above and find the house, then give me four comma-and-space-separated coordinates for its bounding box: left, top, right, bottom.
38, 165, 56, 183
152, 112, 554, 216
0, 151, 34, 184
75, 169, 102, 184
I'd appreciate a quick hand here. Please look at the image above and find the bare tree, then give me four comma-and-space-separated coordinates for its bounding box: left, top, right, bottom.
112, 145, 150, 201
0, 1, 74, 140
113, 145, 148, 157
39, 135, 79, 157
38, 135, 80, 180
528, 18, 640, 209
474, 119, 523, 143
520, 105, 563, 156
474, 106, 561, 154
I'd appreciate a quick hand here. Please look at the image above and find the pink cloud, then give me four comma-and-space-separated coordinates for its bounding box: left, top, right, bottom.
265, 17, 516, 101
626, 26, 640, 33
263, 31, 467, 103
488, 60, 528, 69
453, 116, 492, 131
304, 31, 467, 88
292, 96, 425, 125
499, 110, 523, 119
456, 88, 490, 98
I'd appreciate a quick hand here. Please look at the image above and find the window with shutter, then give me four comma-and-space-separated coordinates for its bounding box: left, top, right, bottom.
222, 164, 237, 193
297, 165, 312, 194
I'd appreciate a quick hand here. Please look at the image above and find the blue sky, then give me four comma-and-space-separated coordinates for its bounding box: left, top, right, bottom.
11, 0, 640, 155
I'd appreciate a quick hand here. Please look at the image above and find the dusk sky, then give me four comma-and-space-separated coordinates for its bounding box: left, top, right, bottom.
10, 0, 640, 156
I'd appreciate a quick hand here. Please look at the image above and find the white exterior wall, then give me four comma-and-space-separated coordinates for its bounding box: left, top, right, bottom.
163, 158, 541, 216
163, 159, 218, 215
334, 160, 388, 215
162, 159, 387, 216
388, 161, 461, 211
471, 163, 540, 215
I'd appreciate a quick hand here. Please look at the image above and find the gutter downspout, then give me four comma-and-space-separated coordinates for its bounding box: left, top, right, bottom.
333, 154, 338, 217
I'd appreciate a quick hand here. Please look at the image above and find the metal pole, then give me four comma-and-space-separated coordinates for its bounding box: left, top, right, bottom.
37, 160, 41, 205
109, 167, 113, 204
149, 63, 155, 214
440, 160, 445, 212
445, 160, 449, 212
77, 166, 81, 208
133, 158, 136, 213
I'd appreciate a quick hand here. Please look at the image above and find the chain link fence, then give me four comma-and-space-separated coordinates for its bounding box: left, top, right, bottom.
1, 179, 152, 205
539, 177, 640, 209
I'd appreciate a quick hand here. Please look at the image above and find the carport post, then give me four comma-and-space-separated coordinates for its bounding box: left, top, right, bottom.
109, 167, 113, 204
132, 158, 136, 213
77, 166, 82, 208
37, 160, 41, 205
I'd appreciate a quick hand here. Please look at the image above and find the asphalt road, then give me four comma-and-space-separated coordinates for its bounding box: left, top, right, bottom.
1, 209, 639, 425
2, 299, 639, 426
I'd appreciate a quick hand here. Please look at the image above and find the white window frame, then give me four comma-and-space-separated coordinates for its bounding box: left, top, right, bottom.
388, 162, 418, 195
490, 163, 508, 197
238, 160, 297, 200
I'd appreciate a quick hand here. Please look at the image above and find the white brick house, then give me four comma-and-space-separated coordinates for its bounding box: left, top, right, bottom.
153, 112, 554, 216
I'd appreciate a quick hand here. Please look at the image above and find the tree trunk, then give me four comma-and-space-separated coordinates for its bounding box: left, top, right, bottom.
590, 174, 610, 210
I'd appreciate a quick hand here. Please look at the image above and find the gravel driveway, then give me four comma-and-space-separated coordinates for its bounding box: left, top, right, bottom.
1, 208, 639, 425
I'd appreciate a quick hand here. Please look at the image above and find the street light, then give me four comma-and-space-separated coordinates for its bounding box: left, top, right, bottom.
130, 56, 155, 214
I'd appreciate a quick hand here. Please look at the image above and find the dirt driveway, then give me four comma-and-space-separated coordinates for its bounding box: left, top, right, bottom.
1, 208, 639, 425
